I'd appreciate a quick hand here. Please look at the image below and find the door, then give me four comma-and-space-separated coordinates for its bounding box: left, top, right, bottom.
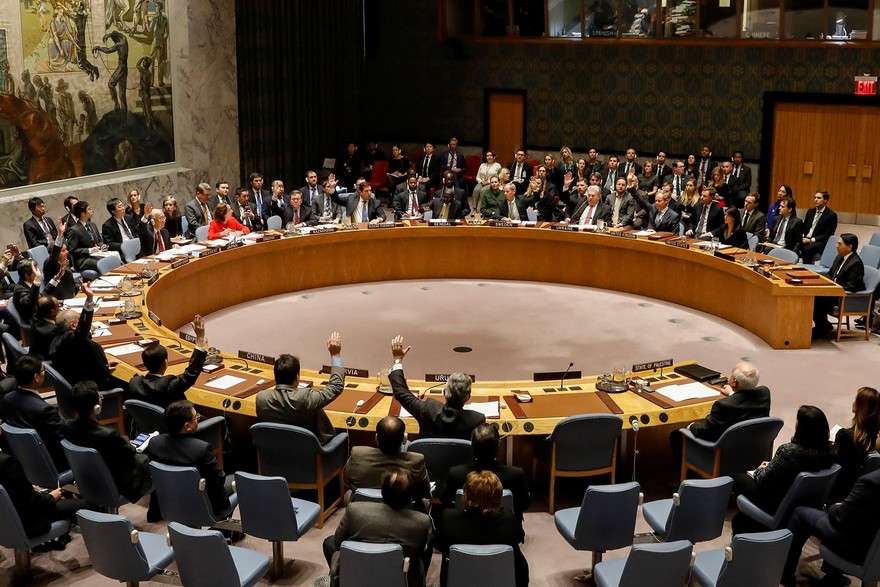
485, 90, 526, 167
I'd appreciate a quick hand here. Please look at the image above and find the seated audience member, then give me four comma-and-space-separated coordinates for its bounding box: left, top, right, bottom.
781, 451, 880, 587
282, 190, 315, 228
66, 200, 104, 272
390, 335, 485, 439
721, 206, 749, 249
670, 362, 770, 469
101, 197, 138, 253
343, 415, 431, 506
23, 196, 59, 250
230, 186, 264, 231
813, 233, 865, 339
732, 405, 836, 534
386, 145, 412, 190
29, 295, 61, 358
207, 203, 250, 240
605, 177, 637, 228
527, 176, 562, 222
298, 170, 321, 206
393, 174, 431, 220
741, 192, 767, 241
41, 226, 76, 300
566, 184, 612, 227
127, 315, 207, 408
62, 380, 152, 504
801, 191, 838, 263
13, 258, 60, 324
764, 195, 803, 254
255, 332, 345, 444
479, 176, 505, 218
442, 423, 530, 520
685, 187, 724, 239
472, 151, 503, 213
60, 195, 78, 229
436, 471, 528, 587
565, 176, 588, 217
766, 184, 795, 229
431, 183, 465, 220
162, 196, 185, 238
832, 386, 880, 500
324, 469, 433, 587
137, 204, 173, 257
492, 181, 530, 222
2, 354, 67, 470
333, 183, 387, 224
311, 181, 341, 223
1, 245, 26, 299
147, 400, 234, 518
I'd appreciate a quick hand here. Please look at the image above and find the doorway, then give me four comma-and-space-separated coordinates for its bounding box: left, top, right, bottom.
484, 89, 526, 167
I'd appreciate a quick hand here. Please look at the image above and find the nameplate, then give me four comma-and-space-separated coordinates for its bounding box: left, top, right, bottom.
199, 247, 219, 257
147, 310, 162, 326
322, 365, 369, 378
367, 222, 396, 230
428, 219, 458, 226
550, 224, 575, 232
147, 273, 159, 286
466, 220, 483, 225
665, 239, 690, 249
307, 226, 337, 234
611, 231, 636, 239
632, 358, 674, 372
178, 331, 197, 343
425, 373, 476, 382
171, 257, 190, 269
492, 221, 516, 228
238, 350, 276, 364
261, 232, 281, 241
225, 240, 243, 250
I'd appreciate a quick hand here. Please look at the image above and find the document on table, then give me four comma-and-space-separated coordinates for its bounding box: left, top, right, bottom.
204, 375, 246, 390
105, 343, 144, 356
658, 382, 720, 402
466, 401, 500, 418
399, 407, 413, 419
91, 328, 112, 338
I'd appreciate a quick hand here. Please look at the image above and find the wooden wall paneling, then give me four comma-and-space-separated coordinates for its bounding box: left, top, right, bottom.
857, 106, 880, 216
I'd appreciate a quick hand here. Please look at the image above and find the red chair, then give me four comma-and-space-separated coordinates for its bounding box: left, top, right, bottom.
462, 155, 481, 193
368, 160, 389, 194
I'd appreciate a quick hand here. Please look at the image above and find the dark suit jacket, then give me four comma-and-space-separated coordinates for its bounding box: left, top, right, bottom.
601, 168, 623, 189
101, 216, 138, 253
0, 452, 62, 537
741, 209, 767, 241
802, 207, 838, 246
769, 215, 805, 253
184, 198, 210, 237
729, 164, 752, 194
828, 252, 865, 293
127, 347, 208, 408
621, 161, 642, 177
310, 192, 340, 222
441, 460, 531, 520
343, 446, 431, 503
23, 216, 58, 249
493, 197, 530, 221
440, 150, 467, 175
49, 305, 113, 389
13, 280, 50, 324
430, 197, 464, 220
569, 199, 612, 225
604, 191, 637, 227
688, 386, 771, 442
229, 200, 264, 231
390, 368, 485, 440
28, 316, 58, 359
689, 201, 725, 237
137, 218, 172, 258
61, 418, 152, 503
66, 221, 102, 271
336, 194, 387, 223
147, 433, 232, 518
648, 205, 681, 233
818, 467, 880, 562
416, 153, 442, 189
2, 387, 68, 470
299, 184, 322, 207
393, 187, 431, 219
248, 188, 273, 220
282, 205, 316, 226
507, 161, 533, 194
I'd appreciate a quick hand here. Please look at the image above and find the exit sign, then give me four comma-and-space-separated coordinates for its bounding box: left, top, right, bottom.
855, 75, 878, 96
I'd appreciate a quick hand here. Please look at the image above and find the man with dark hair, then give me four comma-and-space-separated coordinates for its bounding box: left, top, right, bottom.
393, 174, 431, 220
441, 422, 531, 519
13, 258, 57, 324
765, 196, 803, 255
247, 172, 272, 221
813, 233, 865, 339
1, 354, 67, 469
147, 400, 234, 518
741, 193, 767, 240
333, 183, 387, 224
801, 190, 839, 263
255, 332, 345, 444
728, 151, 752, 207
686, 187, 725, 239
61, 195, 78, 228
311, 181, 340, 223
282, 190, 315, 228
230, 186, 263, 231
507, 149, 532, 195
343, 415, 431, 506
184, 183, 213, 238
325, 469, 433, 587
66, 200, 104, 272
128, 315, 207, 408
213, 181, 231, 207
300, 170, 321, 207
101, 197, 137, 253
23, 196, 58, 250
29, 295, 61, 358
390, 335, 485, 440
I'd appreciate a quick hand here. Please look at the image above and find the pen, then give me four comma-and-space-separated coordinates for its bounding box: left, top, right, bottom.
206, 374, 223, 382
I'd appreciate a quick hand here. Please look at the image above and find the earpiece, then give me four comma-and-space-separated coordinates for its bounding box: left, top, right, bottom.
93, 404, 102, 417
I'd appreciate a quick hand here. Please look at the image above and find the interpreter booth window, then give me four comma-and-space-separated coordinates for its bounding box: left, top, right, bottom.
700, 0, 737, 38
742, 0, 780, 39
548, 0, 583, 37
446, 0, 478, 37
661, 0, 698, 37
826, 2, 868, 40
584, 0, 618, 37
620, 0, 660, 38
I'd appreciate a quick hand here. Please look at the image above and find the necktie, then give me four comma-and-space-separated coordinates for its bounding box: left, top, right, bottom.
700, 161, 706, 181
584, 205, 594, 225
202, 202, 210, 222
613, 197, 621, 225
311, 187, 316, 202
323, 196, 331, 218
776, 218, 788, 245
422, 155, 430, 177
155, 231, 164, 253
675, 176, 680, 194
243, 213, 252, 229
743, 212, 750, 227
807, 209, 821, 238
120, 220, 132, 239
254, 192, 263, 218
294, 209, 299, 225
725, 175, 730, 185
734, 166, 740, 178
440, 203, 449, 220
40, 218, 51, 237
515, 163, 522, 179
411, 191, 419, 215
85, 223, 97, 243
698, 206, 709, 233
655, 211, 662, 227
509, 201, 519, 221
361, 201, 369, 222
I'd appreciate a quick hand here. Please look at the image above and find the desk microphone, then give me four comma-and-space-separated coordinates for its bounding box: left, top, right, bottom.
629, 415, 640, 432
420, 382, 444, 399
629, 416, 641, 482
560, 362, 574, 391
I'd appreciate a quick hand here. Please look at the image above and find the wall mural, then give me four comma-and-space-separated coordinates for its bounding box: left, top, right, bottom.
0, 0, 174, 190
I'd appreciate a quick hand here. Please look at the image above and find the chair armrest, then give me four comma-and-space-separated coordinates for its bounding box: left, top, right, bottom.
679, 428, 717, 450
319, 432, 348, 455
735, 494, 774, 529
99, 387, 124, 397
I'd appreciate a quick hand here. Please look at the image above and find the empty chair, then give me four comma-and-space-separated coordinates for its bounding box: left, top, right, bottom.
5, 295, 29, 343
27, 245, 50, 270
0, 485, 71, 582
121, 237, 141, 263
2, 331, 28, 362
406, 437, 472, 499
806, 236, 839, 275
125, 399, 226, 467
820, 523, 880, 587
869, 232, 880, 248
181, 215, 189, 237
680, 416, 784, 481
736, 464, 841, 530
149, 461, 239, 529
537, 414, 622, 513
454, 488, 515, 515
555, 481, 642, 580
768, 247, 800, 264
447, 544, 515, 587
860, 244, 880, 270
746, 232, 758, 252
642, 476, 733, 543
61, 439, 131, 514
76, 509, 175, 587
194, 224, 210, 241
250, 422, 347, 528
862, 452, 880, 476
833, 265, 880, 342
338, 541, 407, 587
266, 215, 283, 231
168, 522, 270, 587
45, 362, 125, 433
1, 423, 73, 490
97, 254, 123, 275
234, 472, 321, 580
692, 529, 793, 587
592, 540, 693, 587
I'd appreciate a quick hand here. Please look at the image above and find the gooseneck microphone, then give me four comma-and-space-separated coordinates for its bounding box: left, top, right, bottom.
560, 362, 574, 391
629, 416, 641, 482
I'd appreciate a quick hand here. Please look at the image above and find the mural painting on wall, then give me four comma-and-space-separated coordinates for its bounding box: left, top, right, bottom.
0, 0, 173, 190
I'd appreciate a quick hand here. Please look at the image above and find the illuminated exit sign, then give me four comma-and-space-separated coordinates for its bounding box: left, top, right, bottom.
855, 75, 878, 96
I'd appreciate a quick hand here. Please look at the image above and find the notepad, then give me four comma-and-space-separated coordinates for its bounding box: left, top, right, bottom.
204, 375, 246, 390
105, 343, 145, 356
659, 382, 720, 402
466, 401, 500, 418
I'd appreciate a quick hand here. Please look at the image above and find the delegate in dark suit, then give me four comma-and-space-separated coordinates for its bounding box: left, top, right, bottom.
229, 200, 264, 231
648, 204, 681, 233
429, 196, 464, 220
688, 201, 725, 238
183, 198, 209, 238
29, 313, 59, 359
390, 369, 485, 440
310, 192, 340, 222
49, 305, 115, 389
767, 214, 804, 254
688, 385, 771, 442
442, 461, 531, 520
604, 191, 637, 228
101, 216, 138, 253
23, 216, 58, 250
415, 153, 442, 190
2, 387, 68, 470
248, 188, 273, 221
336, 193, 387, 223
393, 186, 431, 219
127, 347, 208, 408
568, 198, 612, 226
137, 219, 172, 258
507, 161, 533, 194
13, 278, 56, 324
66, 221, 102, 272
741, 209, 767, 241
493, 197, 530, 221
801, 206, 839, 262
282, 204, 316, 226
813, 249, 865, 334
343, 446, 431, 503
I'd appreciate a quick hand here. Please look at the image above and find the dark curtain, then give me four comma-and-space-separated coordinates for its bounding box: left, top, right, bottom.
235, 0, 364, 187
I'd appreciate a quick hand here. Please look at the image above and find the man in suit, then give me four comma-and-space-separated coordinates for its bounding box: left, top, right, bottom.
66, 200, 104, 272
430, 184, 464, 220
696, 145, 718, 188
440, 137, 466, 188
137, 206, 172, 257
334, 183, 387, 224
29, 295, 61, 358
655, 151, 673, 183
416, 142, 441, 192
184, 183, 213, 238
765, 196, 803, 255
442, 423, 531, 520
781, 464, 880, 587
311, 181, 341, 223
268, 180, 288, 218
601, 155, 622, 192
668, 161, 693, 199
2, 354, 68, 469
247, 172, 272, 222
23, 197, 58, 250
393, 175, 431, 219
437, 171, 469, 217
60, 195, 78, 231
62, 380, 152, 504
147, 400, 234, 519
337, 142, 362, 189
622, 147, 642, 177
728, 151, 752, 207
300, 170, 321, 208
686, 187, 725, 239
813, 233, 865, 338
508, 149, 533, 195
493, 181, 529, 221
255, 331, 345, 444
741, 193, 767, 241
324, 469, 433, 587
801, 191, 839, 263
647, 191, 681, 232
230, 186, 263, 231
605, 177, 637, 228
13, 258, 60, 324
282, 190, 315, 227
566, 184, 612, 226
128, 315, 207, 408
211, 181, 232, 208
343, 415, 431, 506
101, 197, 138, 253
390, 335, 485, 440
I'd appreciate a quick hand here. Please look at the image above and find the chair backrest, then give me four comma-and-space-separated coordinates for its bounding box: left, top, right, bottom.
251, 422, 322, 483
1, 423, 67, 489
234, 471, 302, 542
664, 476, 733, 543
463, 155, 482, 180
148, 461, 219, 526
121, 238, 141, 263
454, 488, 515, 515
714, 529, 793, 587
869, 232, 880, 248
860, 245, 880, 270
617, 540, 693, 587
862, 266, 880, 294
5, 295, 24, 339
44, 362, 74, 419
181, 215, 189, 236
194, 225, 210, 241
61, 440, 127, 508
768, 247, 799, 264
861, 452, 880, 476
28, 245, 50, 269
339, 541, 407, 587
266, 215, 283, 231
574, 481, 641, 552
124, 399, 168, 434
369, 160, 389, 185
746, 232, 758, 251
167, 522, 246, 587
819, 236, 839, 268
714, 417, 784, 476
0, 485, 31, 549
406, 438, 472, 491
2, 332, 28, 362
97, 254, 123, 275
550, 414, 622, 472
448, 544, 515, 587
770, 464, 841, 528
76, 509, 160, 582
